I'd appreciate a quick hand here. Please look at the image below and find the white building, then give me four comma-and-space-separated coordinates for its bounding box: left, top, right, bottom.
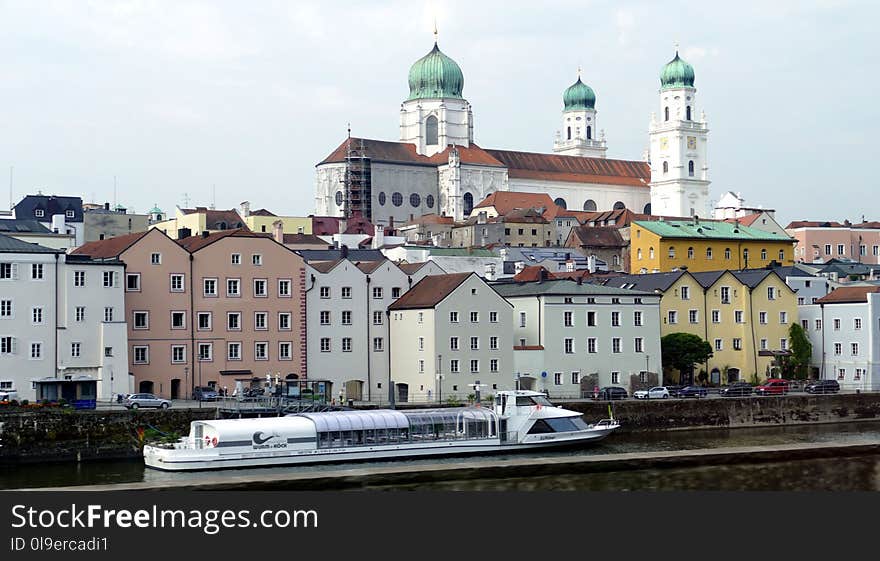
305, 258, 445, 403
493, 279, 662, 397
799, 286, 880, 391
0, 234, 129, 401
7, 194, 85, 247
383, 245, 506, 279
388, 273, 514, 403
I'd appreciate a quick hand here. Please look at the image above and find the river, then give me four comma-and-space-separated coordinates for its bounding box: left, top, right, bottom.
3, 421, 880, 490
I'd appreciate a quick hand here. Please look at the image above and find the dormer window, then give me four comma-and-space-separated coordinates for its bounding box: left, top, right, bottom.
65, 210, 74, 218
35, 209, 44, 218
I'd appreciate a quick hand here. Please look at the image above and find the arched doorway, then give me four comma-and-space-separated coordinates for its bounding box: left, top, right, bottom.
554, 197, 567, 210
345, 380, 364, 401
643, 203, 652, 215
285, 374, 299, 380
139, 381, 154, 394
727, 368, 741, 384
170, 379, 181, 400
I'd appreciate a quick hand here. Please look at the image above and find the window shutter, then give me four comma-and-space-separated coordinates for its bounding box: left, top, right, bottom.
10, 337, 16, 355
11, 263, 18, 280
113, 271, 120, 287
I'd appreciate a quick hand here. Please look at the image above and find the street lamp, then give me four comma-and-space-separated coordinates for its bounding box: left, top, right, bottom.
198, 358, 203, 409
436, 354, 442, 404
183, 366, 189, 401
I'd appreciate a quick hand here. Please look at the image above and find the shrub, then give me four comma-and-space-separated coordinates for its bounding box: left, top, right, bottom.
20, 399, 29, 406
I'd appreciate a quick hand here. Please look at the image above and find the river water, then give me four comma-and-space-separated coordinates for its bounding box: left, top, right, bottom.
3, 421, 880, 490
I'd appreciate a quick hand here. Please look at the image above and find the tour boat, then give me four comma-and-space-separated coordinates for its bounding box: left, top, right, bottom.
143, 390, 620, 471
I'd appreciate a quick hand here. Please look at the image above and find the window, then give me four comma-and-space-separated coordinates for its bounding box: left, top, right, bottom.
779, 311, 788, 324
743, 248, 750, 263
170, 274, 184, 292
663, 161, 669, 174
30, 342, 43, 360
611, 372, 620, 384
425, 115, 439, 145
611, 311, 621, 327
761, 249, 767, 261
198, 343, 212, 361
392, 287, 401, 299
833, 318, 841, 330
735, 310, 744, 323
70, 342, 80, 358
564, 338, 574, 354
103, 307, 114, 322
733, 338, 743, 351
688, 310, 698, 324
837, 244, 844, 256
490, 336, 498, 350
255, 312, 267, 330
102, 270, 118, 287
231, 253, 241, 265
854, 318, 862, 330
373, 287, 383, 299
470, 359, 479, 373
489, 311, 498, 323
851, 343, 859, 356
133, 346, 149, 364
470, 336, 479, 350
681, 286, 690, 300
587, 311, 597, 327
418, 312, 423, 324
172, 346, 186, 364
720, 287, 731, 304
35, 209, 44, 218
252, 254, 262, 266
31, 264, 44, 280
0, 263, 15, 280
75, 306, 85, 322
417, 336, 424, 351
227, 278, 240, 296
150, 252, 161, 265
801, 319, 809, 330
198, 312, 212, 330
30, 307, 43, 325
227, 342, 241, 361
418, 360, 425, 373
0, 300, 12, 318
104, 346, 113, 357
634, 337, 644, 353
450, 337, 459, 351
634, 311, 643, 326
706, 247, 713, 260
341, 287, 351, 299
767, 287, 777, 300
254, 279, 267, 297
450, 359, 460, 373
491, 359, 499, 373
760, 338, 768, 351
370, 311, 383, 326
855, 368, 864, 381
587, 338, 597, 353
342, 311, 352, 325
373, 338, 384, 352
780, 339, 788, 351
798, 297, 805, 305
668, 246, 676, 258
612, 338, 621, 353
449, 311, 459, 323
320, 286, 330, 299
711, 310, 720, 323
320, 338, 331, 352
815, 319, 822, 330
203, 278, 217, 296
834, 343, 842, 356
553, 372, 562, 385
824, 244, 832, 255
759, 312, 768, 325
279, 312, 291, 331
74, 271, 86, 287
667, 311, 678, 324
564, 311, 574, 327
124, 273, 143, 292
467, 311, 479, 324
715, 339, 723, 351
133, 311, 148, 329
255, 342, 269, 360
227, 312, 240, 331
688, 160, 695, 177
275, 279, 291, 297
519, 312, 526, 327
171, 311, 186, 329
320, 311, 330, 325
837, 368, 845, 380
687, 247, 694, 259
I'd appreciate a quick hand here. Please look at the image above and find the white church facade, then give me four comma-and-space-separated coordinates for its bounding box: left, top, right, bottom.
315, 40, 710, 227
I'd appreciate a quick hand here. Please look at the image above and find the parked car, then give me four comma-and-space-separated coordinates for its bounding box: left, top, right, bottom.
754, 378, 789, 396
595, 386, 628, 400
804, 379, 840, 394
0, 390, 19, 402
720, 382, 753, 397
633, 386, 670, 400
678, 385, 708, 398
123, 393, 171, 409
193, 386, 220, 401
664, 385, 684, 397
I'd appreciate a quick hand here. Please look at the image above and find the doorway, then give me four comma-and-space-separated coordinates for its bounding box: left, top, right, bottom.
170, 379, 181, 399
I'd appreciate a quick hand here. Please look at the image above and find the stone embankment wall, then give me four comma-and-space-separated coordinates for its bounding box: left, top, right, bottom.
0, 408, 217, 464
562, 393, 880, 432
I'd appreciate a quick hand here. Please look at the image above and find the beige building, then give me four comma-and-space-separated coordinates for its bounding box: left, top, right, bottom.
83, 203, 151, 243
150, 207, 249, 239
452, 208, 554, 248
239, 202, 312, 236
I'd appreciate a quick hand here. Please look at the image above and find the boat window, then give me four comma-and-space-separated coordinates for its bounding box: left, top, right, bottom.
545, 418, 580, 433
533, 396, 554, 407
527, 420, 554, 434
516, 396, 536, 406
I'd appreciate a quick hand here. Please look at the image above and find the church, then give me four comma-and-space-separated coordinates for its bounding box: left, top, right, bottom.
315, 38, 710, 227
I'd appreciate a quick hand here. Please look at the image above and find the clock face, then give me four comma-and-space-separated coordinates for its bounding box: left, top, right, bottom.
687, 136, 697, 150
659, 137, 668, 151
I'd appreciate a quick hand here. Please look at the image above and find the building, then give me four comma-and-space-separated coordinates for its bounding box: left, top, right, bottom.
73, 228, 306, 398
565, 226, 628, 272
0, 219, 76, 249
383, 245, 504, 278
0, 234, 129, 401
771, 265, 831, 305
9, 194, 84, 246
397, 214, 455, 246
238, 202, 312, 236
800, 286, 880, 391
315, 39, 672, 226
601, 268, 798, 384
305, 258, 445, 403
786, 219, 880, 265
722, 212, 787, 237
83, 202, 151, 243
388, 273, 513, 403
492, 278, 661, 397
150, 206, 249, 239
631, 218, 795, 273
451, 208, 554, 248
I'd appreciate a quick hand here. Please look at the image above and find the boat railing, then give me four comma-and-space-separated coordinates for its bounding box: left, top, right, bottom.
592, 419, 620, 429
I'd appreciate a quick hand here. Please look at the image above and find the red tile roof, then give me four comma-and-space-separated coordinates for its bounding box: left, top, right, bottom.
308, 260, 344, 273
176, 229, 273, 252
281, 233, 327, 246
355, 260, 385, 274
397, 262, 431, 275
318, 138, 504, 168
815, 286, 880, 304
513, 266, 556, 282
388, 273, 472, 310
311, 216, 342, 235
249, 209, 277, 217
785, 220, 845, 229
725, 213, 763, 227
71, 231, 150, 258
484, 149, 650, 187
474, 192, 556, 214
569, 226, 626, 247
404, 214, 454, 226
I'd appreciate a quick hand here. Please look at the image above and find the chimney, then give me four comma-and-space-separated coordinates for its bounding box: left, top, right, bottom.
500, 247, 509, 261
104, 202, 110, 210
514, 261, 526, 275
477, 211, 487, 224
566, 260, 574, 272
272, 220, 284, 244
484, 262, 496, 281
341, 244, 349, 259
201, 231, 210, 238
51, 214, 66, 233
240, 201, 251, 217
372, 225, 385, 249
177, 227, 192, 239
577, 275, 583, 285
587, 255, 597, 274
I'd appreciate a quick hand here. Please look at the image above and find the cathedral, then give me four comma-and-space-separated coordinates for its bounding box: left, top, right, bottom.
315, 38, 710, 227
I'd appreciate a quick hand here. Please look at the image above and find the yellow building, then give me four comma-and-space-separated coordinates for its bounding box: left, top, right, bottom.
243, 210, 312, 235
631, 218, 795, 273
606, 268, 798, 384
150, 207, 248, 239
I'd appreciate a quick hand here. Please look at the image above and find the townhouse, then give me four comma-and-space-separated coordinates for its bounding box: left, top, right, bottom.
388, 273, 513, 403
786, 219, 880, 265
799, 286, 880, 391
0, 234, 128, 401
492, 276, 662, 397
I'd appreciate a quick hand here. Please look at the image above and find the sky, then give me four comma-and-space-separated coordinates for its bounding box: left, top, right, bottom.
0, 0, 876, 226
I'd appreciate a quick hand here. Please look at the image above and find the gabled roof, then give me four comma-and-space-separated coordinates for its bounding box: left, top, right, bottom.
355, 260, 385, 274
484, 149, 650, 187
0, 219, 54, 234
634, 219, 793, 241
71, 230, 151, 258
296, 248, 386, 262
14, 195, 84, 222
311, 216, 342, 236
568, 226, 626, 248
396, 261, 439, 275
0, 233, 65, 254
599, 270, 688, 293
512, 265, 555, 282
474, 192, 556, 214
249, 209, 277, 217
724, 213, 764, 227
281, 233, 327, 246
318, 138, 504, 168
308, 260, 345, 274
785, 220, 845, 229
816, 286, 880, 304
500, 207, 549, 223
403, 213, 454, 227
176, 229, 272, 253
388, 273, 473, 310
492, 278, 652, 297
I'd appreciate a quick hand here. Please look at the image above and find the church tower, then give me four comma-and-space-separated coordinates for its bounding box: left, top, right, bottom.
399, 36, 473, 157
648, 50, 710, 217
553, 72, 607, 158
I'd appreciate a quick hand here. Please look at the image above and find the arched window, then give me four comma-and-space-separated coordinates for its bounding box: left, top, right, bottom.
335, 191, 344, 206
613, 201, 626, 210
554, 197, 567, 210
586, 126, 592, 140
425, 115, 438, 146
706, 247, 713, 259
567, 127, 572, 140
463, 192, 474, 216
425, 194, 434, 209
743, 248, 750, 263
779, 249, 785, 261
687, 247, 694, 259
724, 248, 731, 260
664, 107, 669, 121
378, 192, 387, 206
643, 203, 652, 215
662, 161, 669, 174
637, 248, 643, 260
686, 106, 692, 121
613, 255, 620, 266
583, 199, 597, 211
668, 246, 676, 258
649, 247, 655, 259
688, 160, 695, 177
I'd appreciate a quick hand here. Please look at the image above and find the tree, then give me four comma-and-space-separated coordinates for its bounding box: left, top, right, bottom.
786, 323, 813, 379
661, 333, 714, 385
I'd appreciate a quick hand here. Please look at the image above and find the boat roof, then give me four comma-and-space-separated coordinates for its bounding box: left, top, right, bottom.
294, 409, 410, 432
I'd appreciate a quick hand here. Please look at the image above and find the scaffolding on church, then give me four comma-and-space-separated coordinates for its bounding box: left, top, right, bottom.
342, 130, 372, 222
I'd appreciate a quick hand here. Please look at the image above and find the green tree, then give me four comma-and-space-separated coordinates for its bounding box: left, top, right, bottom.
786, 323, 813, 379
661, 333, 714, 385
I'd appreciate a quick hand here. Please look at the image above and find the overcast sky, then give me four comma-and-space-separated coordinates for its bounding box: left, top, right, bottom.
0, 0, 876, 225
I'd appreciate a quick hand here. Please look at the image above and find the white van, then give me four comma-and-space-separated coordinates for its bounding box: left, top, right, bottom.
0, 390, 19, 401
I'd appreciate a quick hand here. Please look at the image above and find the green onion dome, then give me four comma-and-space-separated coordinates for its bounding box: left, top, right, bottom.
407, 42, 464, 100
660, 51, 695, 89
148, 204, 163, 214
562, 77, 596, 111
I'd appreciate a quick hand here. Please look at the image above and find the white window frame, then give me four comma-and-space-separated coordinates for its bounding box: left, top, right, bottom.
226, 278, 241, 297
227, 342, 242, 361
170, 274, 185, 293
227, 312, 241, 331
171, 311, 186, 330
254, 341, 269, 361
253, 278, 268, 298
133, 310, 149, 330
203, 277, 218, 297
198, 342, 213, 362
278, 312, 292, 331
133, 345, 149, 365
171, 345, 187, 364
197, 312, 212, 331
150, 252, 162, 265
254, 312, 268, 331
279, 342, 292, 361
278, 279, 292, 298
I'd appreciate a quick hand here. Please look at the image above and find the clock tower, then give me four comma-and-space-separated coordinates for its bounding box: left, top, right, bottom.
648, 49, 710, 217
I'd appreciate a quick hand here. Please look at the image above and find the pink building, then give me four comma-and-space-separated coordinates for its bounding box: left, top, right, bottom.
73, 228, 306, 398
786, 220, 880, 264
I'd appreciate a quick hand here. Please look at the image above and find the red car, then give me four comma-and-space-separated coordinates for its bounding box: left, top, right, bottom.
755, 378, 789, 396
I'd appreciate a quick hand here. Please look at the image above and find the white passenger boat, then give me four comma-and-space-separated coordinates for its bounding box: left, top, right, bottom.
143, 390, 619, 471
